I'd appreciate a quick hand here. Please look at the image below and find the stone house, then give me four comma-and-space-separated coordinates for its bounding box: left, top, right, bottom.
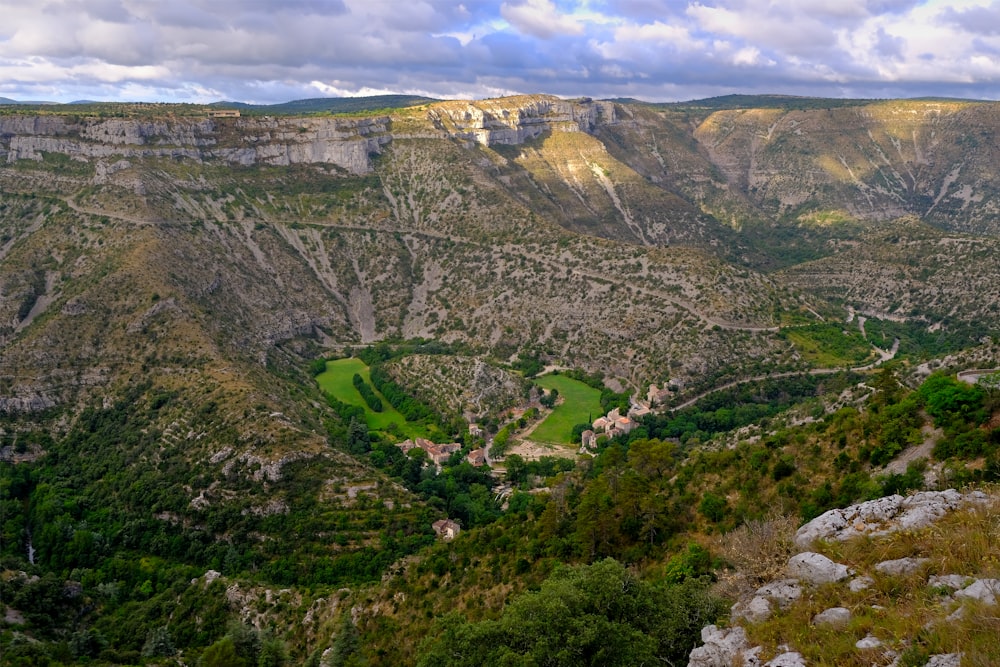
467, 448, 488, 467
396, 438, 462, 468
432, 518, 461, 540
586, 407, 637, 446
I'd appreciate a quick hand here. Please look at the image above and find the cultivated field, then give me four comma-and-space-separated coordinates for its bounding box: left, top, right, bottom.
531, 374, 603, 444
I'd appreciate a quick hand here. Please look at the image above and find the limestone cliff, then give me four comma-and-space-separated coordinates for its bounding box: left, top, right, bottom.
1, 114, 391, 174
428, 95, 617, 146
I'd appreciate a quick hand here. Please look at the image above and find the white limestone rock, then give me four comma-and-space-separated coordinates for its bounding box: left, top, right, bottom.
849, 576, 874, 592
687, 625, 761, 667
732, 596, 773, 623
756, 579, 803, 608
875, 557, 930, 576
954, 578, 1000, 605
927, 574, 970, 591
787, 552, 853, 585
855, 634, 883, 649
924, 653, 962, 667
812, 606, 851, 628
794, 490, 983, 548
945, 605, 967, 622
764, 652, 806, 667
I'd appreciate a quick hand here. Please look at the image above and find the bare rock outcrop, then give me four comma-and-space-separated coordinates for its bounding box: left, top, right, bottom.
812, 607, 851, 628
794, 489, 987, 548
953, 578, 1000, 605
786, 552, 852, 585
874, 557, 930, 577
732, 579, 802, 623
1, 114, 391, 174
693, 490, 998, 667
687, 625, 760, 667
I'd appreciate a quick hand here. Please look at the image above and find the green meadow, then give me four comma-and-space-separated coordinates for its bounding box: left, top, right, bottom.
316, 358, 410, 431
531, 374, 603, 444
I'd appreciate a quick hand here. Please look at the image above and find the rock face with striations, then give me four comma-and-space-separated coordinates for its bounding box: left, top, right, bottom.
428, 95, 617, 146
0, 96, 618, 175
1, 114, 391, 174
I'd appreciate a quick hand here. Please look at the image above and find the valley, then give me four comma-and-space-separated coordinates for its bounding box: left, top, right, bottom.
1, 94, 999, 666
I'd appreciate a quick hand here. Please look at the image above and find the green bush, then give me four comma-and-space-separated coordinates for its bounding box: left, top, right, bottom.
416, 559, 724, 667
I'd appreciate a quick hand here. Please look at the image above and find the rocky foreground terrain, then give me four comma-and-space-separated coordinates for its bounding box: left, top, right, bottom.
691, 489, 999, 667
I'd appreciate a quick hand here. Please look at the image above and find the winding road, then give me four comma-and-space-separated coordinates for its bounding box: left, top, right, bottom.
668, 337, 900, 412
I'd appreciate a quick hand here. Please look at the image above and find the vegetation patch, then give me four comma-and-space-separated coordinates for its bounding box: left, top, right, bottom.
532, 374, 604, 444
315, 358, 410, 433
781, 323, 875, 366
864, 317, 989, 360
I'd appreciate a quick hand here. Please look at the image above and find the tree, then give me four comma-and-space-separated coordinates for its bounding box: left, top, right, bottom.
257, 636, 289, 667
505, 453, 528, 485
142, 626, 176, 658
416, 559, 723, 667
698, 493, 727, 523
201, 636, 247, 667
540, 388, 559, 408
346, 417, 370, 455
327, 615, 361, 667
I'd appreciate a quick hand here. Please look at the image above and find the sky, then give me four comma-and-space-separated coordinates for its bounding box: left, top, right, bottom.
2, 0, 1000, 104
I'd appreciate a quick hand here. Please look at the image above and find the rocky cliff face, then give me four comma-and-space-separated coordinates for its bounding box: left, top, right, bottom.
0, 96, 615, 177
428, 95, 617, 146
7, 97, 1000, 236
1, 114, 392, 174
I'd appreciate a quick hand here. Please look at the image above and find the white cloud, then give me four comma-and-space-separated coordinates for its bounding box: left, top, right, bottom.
500, 0, 585, 38
732, 46, 763, 66
0, 0, 999, 103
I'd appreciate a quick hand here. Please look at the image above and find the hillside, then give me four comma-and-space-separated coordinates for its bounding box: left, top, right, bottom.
1, 94, 999, 665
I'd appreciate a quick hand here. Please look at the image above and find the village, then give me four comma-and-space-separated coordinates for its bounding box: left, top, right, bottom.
396, 383, 666, 540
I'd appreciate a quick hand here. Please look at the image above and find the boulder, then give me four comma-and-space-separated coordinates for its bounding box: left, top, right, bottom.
954, 578, 1000, 605
924, 654, 962, 667
794, 490, 984, 548
849, 576, 874, 592
855, 634, 883, 649
764, 652, 806, 667
687, 625, 761, 667
755, 579, 803, 608
875, 557, 930, 576
794, 495, 902, 547
812, 606, 851, 628
732, 596, 773, 623
787, 552, 852, 585
927, 574, 970, 591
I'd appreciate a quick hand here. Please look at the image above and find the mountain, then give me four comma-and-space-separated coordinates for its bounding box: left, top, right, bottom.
0, 97, 59, 105
0, 94, 998, 664
211, 94, 439, 115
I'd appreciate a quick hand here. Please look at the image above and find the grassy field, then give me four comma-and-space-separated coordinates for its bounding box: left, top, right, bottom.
531, 375, 604, 444
316, 358, 411, 431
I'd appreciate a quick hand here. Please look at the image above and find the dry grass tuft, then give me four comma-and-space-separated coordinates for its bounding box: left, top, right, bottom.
711, 513, 799, 602
741, 488, 1000, 666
